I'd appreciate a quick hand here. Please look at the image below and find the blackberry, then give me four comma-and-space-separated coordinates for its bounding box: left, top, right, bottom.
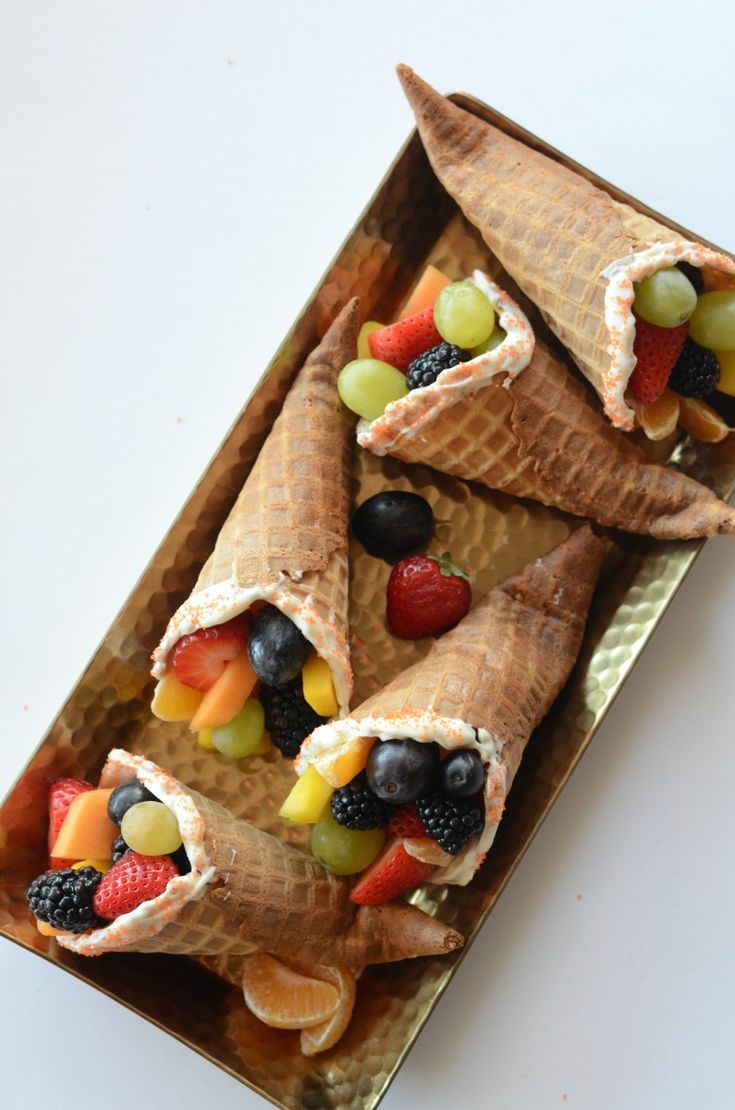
331, 771, 393, 830
415, 792, 484, 855
406, 342, 470, 390
669, 338, 720, 398
260, 676, 325, 759
111, 835, 129, 863
27, 867, 103, 933
676, 261, 704, 295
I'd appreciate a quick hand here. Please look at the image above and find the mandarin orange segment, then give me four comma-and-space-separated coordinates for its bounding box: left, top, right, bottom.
241, 953, 340, 1030
678, 396, 731, 443
299, 966, 357, 1056
636, 389, 680, 441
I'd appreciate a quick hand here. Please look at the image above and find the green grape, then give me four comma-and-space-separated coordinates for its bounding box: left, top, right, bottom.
310, 812, 385, 875
434, 282, 495, 348
633, 268, 697, 327
470, 326, 506, 357
212, 698, 265, 759
689, 291, 735, 351
121, 801, 182, 856
338, 359, 408, 420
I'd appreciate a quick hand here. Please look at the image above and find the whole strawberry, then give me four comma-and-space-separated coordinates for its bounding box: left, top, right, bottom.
630, 317, 689, 404
93, 851, 178, 921
387, 552, 471, 640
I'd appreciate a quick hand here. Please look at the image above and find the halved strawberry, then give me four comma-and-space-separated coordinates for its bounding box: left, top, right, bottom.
387, 804, 426, 840
172, 614, 249, 692
93, 851, 179, 921
367, 307, 442, 372
349, 839, 434, 905
48, 777, 93, 868
629, 317, 689, 405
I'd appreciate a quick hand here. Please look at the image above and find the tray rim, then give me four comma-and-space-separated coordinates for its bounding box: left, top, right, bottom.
1, 87, 733, 1109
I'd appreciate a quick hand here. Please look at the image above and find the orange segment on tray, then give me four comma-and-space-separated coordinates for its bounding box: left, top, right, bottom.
241, 953, 340, 1030
151, 671, 205, 722
398, 264, 451, 319
51, 789, 116, 861
189, 650, 258, 731
678, 396, 731, 443
633, 390, 680, 442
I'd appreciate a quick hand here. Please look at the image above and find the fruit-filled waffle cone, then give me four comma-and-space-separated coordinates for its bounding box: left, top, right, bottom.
151, 299, 359, 714
55, 749, 463, 965
359, 272, 735, 539
298, 526, 605, 886
397, 65, 735, 432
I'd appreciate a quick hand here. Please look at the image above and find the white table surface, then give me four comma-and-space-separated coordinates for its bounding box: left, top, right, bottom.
2, 2, 735, 1107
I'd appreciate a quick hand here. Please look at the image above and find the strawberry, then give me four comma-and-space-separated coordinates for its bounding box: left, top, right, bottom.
172, 614, 249, 692
349, 839, 434, 905
629, 317, 689, 404
48, 777, 93, 867
93, 851, 179, 921
386, 552, 471, 640
367, 307, 443, 372
388, 804, 427, 840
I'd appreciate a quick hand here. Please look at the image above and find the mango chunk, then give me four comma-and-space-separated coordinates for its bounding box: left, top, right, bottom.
51, 788, 116, 861
302, 654, 339, 718
280, 766, 334, 824
357, 321, 384, 359
318, 736, 375, 788
190, 651, 258, 730
151, 671, 204, 722
398, 264, 451, 319
197, 728, 216, 751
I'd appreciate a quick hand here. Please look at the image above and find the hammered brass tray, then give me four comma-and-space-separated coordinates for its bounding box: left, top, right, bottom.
2, 92, 734, 1110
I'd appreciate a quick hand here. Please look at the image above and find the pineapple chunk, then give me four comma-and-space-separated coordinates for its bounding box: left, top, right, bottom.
301, 654, 339, 718
280, 766, 334, 824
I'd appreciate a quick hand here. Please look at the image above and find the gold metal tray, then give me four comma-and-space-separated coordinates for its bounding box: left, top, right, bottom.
2, 92, 734, 1109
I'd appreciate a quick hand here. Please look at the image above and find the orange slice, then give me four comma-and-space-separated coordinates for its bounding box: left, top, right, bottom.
678, 397, 731, 443
635, 389, 680, 441
241, 953, 340, 1030
299, 966, 357, 1056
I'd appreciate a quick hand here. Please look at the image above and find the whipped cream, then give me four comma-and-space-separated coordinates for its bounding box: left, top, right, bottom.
56, 749, 216, 957
601, 241, 735, 429
151, 574, 351, 713
298, 714, 508, 887
357, 272, 535, 456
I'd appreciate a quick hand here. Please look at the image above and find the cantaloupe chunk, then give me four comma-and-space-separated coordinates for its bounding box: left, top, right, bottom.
151, 671, 204, 722
398, 265, 451, 320
190, 650, 258, 730
280, 765, 334, 824
301, 654, 339, 718
319, 736, 375, 788
36, 918, 69, 937
51, 788, 116, 861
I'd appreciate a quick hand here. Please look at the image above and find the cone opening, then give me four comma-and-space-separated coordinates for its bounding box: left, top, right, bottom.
299, 712, 507, 887
151, 575, 351, 713
357, 272, 535, 456
602, 241, 735, 430
56, 750, 215, 956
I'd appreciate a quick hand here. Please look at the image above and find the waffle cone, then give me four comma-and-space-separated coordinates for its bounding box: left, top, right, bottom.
57, 751, 463, 965
301, 527, 606, 885
397, 65, 735, 430
151, 299, 360, 710
360, 323, 735, 539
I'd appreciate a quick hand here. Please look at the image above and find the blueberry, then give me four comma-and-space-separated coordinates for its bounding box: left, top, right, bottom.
107, 780, 156, 827
351, 492, 434, 562
366, 739, 439, 804
439, 750, 485, 800
247, 605, 311, 686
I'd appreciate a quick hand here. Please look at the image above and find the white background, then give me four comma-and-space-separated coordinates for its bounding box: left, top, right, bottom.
2, 2, 735, 1107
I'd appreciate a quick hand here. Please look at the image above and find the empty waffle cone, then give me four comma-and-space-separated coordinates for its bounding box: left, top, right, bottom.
56, 749, 463, 965
299, 527, 606, 885
360, 272, 735, 539
397, 65, 735, 431
151, 299, 360, 712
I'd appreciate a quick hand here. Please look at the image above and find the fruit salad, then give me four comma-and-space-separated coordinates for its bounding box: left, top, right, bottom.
621, 258, 735, 441
27, 772, 191, 939
151, 603, 341, 762
337, 265, 534, 439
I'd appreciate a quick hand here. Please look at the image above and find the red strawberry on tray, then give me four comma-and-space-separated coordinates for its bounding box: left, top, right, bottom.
387, 552, 471, 640
48, 777, 94, 868
172, 614, 249, 692
349, 839, 434, 905
630, 317, 689, 404
368, 307, 443, 372
93, 851, 179, 921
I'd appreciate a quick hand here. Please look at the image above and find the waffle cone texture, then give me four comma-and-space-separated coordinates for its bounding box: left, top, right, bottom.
151, 299, 360, 711
397, 65, 735, 431
55, 750, 463, 964
300, 527, 606, 885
